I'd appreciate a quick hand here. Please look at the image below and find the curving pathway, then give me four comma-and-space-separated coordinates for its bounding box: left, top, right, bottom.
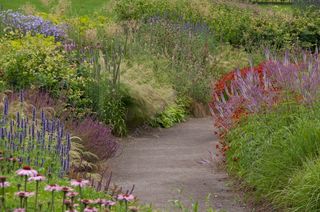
109, 118, 247, 211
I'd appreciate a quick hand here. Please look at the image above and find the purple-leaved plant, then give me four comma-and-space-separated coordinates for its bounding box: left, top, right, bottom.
71, 118, 119, 160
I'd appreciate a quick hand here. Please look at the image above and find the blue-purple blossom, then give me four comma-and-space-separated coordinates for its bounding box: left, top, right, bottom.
0, 94, 71, 177
0, 10, 66, 40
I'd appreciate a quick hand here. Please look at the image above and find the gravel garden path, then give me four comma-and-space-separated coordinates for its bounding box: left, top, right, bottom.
109, 118, 247, 211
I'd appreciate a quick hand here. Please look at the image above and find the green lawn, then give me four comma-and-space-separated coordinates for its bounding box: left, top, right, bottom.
0, 0, 109, 16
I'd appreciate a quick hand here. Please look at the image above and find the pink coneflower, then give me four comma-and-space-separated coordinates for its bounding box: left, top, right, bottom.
64, 199, 72, 205
66, 192, 79, 197
15, 191, 35, 198
45, 184, 61, 192
70, 179, 90, 188
13, 208, 26, 212
81, 199, 92, 205
16, 166, 38, 177
28, 174, 46, 182
93, 198, 105, 205
84, 207, 98, 212
0, 181, 10, 188
60, 186, 73, 193
117, 194, 135, 201
102, 200, 116, 207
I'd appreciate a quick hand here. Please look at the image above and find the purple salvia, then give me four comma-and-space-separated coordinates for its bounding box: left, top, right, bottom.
3, 97, 9, 116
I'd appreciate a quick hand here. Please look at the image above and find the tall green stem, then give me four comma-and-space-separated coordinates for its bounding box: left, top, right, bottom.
25, 198, 28, 212
19, 197, 23, 208
79, 186, 83, 211
51, 191, 55, 212
1, 185, 5, 210
24, 176, 27, 192
62, 192, 66, 212
35, 181, 39, 210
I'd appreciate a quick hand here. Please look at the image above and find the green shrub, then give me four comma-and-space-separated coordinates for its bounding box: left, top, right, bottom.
0, 34, 74, 94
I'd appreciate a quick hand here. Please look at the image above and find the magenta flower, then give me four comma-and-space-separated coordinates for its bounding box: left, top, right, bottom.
15, 191, 35, 198
16, 166, 38, 177
0, 181, 10, 188
84, 207, 98, 212
66, 192, 79, 197
28, 174, 46, 182
70, 179, 90, 188
102, 200, 116, 207
45, 184, 61, 192
13, 209, 26, 212
117, 194, 135, 201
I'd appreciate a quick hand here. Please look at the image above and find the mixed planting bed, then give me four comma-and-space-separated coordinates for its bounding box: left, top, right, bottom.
211, 49, 320, 210
1, 0, 320, 211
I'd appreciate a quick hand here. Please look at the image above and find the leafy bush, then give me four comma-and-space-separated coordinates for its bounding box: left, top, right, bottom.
0, 34, 74, 93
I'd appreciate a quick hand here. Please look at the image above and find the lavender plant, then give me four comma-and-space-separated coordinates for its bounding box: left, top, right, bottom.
0, 93, 71, 178
0, 10, 66, 40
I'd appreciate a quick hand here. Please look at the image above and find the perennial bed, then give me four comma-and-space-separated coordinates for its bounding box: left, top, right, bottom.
0, 94, 141, 211
211, 52, 320, 211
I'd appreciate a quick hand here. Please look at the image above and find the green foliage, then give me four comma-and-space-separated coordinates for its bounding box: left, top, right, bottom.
226, 101, 320, 210
103, 93, 128, 136
151, 98, 189, 128
0, 34, 73, 93
277, 158, 320, 211
125, 17, 217, 103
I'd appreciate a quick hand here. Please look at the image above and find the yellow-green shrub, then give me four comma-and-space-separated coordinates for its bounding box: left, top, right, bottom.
0, 34, 74, 94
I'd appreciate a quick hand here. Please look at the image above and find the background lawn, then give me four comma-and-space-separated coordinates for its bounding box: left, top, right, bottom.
0, 0, 110, 16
